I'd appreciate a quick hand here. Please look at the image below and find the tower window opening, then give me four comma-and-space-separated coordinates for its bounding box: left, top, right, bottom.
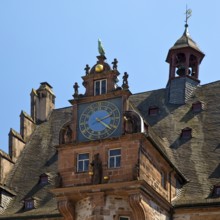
175, 53, 186, 77
94, 79, 107, 95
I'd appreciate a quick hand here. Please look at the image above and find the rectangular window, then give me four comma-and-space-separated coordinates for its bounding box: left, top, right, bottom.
24, 199, 34, 210
181, 127, 192, 139
192, 101, 202, 113
109, 149, 121, 168
94, 79, 107, 95
148, 106, 159, 116
214, 186, 220, 196
160, 170, 166, 189
39, 174, 48, 185
119, 217, 130, 220
77, 153, 89, 172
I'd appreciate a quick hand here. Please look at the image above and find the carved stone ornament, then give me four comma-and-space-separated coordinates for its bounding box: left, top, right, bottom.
59, 123, 73, 144
129, 194, 146, 220
58, 200, 75, 220
124, 111, 142, 134
122, 72, 129, 90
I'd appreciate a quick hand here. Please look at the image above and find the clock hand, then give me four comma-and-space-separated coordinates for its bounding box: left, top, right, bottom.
96, 118, 112, 130
99, 113, 112, 121
92, 113, 113, 125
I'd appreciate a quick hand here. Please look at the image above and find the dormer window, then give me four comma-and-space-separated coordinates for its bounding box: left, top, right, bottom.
181, 127, 192, 139
94, 79, 107, 95
212, 185, 220, 197
148, 106, 159, 116
24, 198, 34, 210
39, 173, 48, 185
192, 101, 203, 113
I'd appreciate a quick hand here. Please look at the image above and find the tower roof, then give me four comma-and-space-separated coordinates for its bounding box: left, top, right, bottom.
169, 24, 203, 53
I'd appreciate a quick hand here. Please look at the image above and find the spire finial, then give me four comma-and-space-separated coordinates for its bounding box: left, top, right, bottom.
98, 39, 105, 56
185, 6, 192, 27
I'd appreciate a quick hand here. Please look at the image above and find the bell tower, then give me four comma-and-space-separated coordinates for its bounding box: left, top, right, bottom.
166, 9, 205, 104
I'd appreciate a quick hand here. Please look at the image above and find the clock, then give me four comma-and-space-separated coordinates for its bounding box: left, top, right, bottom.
78, 99, 121, 141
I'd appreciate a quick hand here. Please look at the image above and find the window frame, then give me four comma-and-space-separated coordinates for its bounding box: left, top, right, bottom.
192, 101, 203, 113
160, 170, 167, 189
108, 148, 121, 169
181, 127, 192, 139
24, 198, 34, 210
39, 173, 48, 185
77, 153, 89, 173
94, 79, 107, 96
213, 185, 220, 197
148, 106, 159, 116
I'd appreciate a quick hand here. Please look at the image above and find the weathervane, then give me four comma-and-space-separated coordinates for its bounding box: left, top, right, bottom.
98, 39, 105, 56
185, 6, 192, 25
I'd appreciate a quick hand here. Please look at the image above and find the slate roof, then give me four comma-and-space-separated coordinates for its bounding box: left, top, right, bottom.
0, 107, 72, 219
129, 80, 220, 207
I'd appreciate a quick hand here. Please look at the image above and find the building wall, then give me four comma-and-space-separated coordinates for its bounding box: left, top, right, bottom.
58, 135, 140, 187
0, 156, 13, 184
139, 138, 178, 203
142, 197, 170, 220
75, 196, 133, 220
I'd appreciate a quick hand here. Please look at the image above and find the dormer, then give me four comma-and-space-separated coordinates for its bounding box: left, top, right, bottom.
39, 173, 49, 185
180, 127, 192, 139
24, 198, 35, 210
0, 185, 15, 213
192, 101, 204, 113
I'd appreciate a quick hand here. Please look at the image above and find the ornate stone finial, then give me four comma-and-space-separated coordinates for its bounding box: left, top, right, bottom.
98, 39, 105, 56
112, 58, 118, 70
84, 64, 90, 75
122, 72, 129, 90
73, 82, 79, 98
185, 6, 192, 26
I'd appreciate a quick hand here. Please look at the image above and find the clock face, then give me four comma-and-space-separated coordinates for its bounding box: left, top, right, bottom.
78, 100, 121, 140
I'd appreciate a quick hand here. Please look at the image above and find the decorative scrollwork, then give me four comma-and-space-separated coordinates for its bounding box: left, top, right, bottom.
58, 200, 75, 220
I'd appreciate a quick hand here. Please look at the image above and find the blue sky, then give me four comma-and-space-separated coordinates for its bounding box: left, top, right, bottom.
0, 0, 220, 153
